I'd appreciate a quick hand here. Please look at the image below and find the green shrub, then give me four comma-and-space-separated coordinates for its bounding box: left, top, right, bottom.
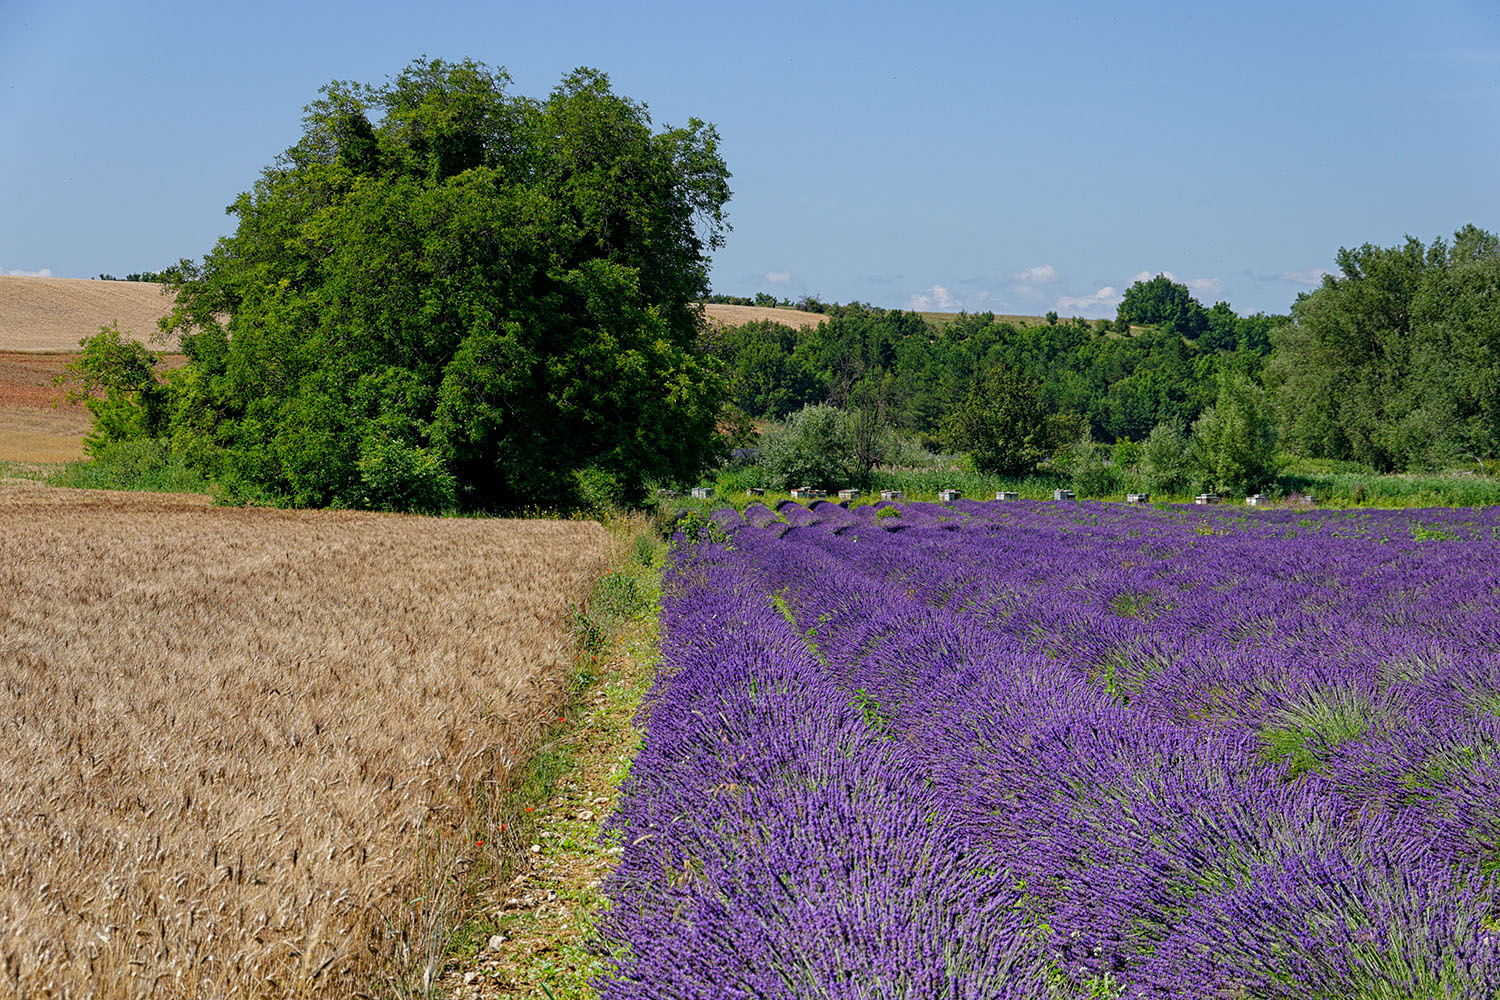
756, 404, 858, 490
1060, 430, 1120, 497
49, 439, 210, 494
356, 437, 456, 514
1192, 374, 1278, 495
1140, 418, 1196, 495
571, 465, 624, 512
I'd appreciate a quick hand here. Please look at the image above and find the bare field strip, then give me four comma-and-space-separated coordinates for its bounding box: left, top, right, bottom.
0, 277, 180, 353
0, 406, 92, 462
0, 352, 188, 463
1, 279, 826, 353
699, 303, 828, 329
0, 482, 608, 998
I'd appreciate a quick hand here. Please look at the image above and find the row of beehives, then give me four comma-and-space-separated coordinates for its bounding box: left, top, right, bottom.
664, 488, 1291, 506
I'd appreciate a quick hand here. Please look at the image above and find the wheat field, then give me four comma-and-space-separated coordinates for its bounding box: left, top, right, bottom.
0, 482, 607, 998
699, 303, 827, 329
0, 277, 180, 353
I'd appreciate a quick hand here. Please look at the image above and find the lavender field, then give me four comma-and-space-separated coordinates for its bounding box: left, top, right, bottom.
602, 499, 1500, 999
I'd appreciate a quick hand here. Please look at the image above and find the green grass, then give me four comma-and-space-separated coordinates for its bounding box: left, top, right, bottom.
45, 439, 211, 494
0, 460, 54, 482
1275, 458, 1500, 507
697, 454, 1500, 511
1260, 688, 1377, 779
437, 514, 665, 999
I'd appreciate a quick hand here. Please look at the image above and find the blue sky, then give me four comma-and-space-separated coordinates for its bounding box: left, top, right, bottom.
2, 0, 1497, 317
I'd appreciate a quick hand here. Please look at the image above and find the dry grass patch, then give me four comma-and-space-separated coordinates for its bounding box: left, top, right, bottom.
0, 483, 607, 998
699, 303, 827, 330
0, 352, 188, 463
0, 406, 91, 462
0, 277, 179, 353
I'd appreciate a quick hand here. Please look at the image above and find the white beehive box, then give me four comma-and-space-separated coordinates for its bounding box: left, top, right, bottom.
995, 491, 1018, 501
880, 490, 904, 501
938, 489, 962, 502
745, 487, 765, 497
690, 487, 712, 499
1126, 493, 1151, 504
1245, 494, 1268, 506
1054, 489, 1075, 501
838, 489, 860, 501
1195, 494, 1220, 505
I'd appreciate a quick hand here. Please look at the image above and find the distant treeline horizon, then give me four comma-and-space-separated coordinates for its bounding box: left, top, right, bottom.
703, 226, 1500, 477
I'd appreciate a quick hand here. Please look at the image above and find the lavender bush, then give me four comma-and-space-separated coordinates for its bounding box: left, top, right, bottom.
601, 499, 1500, 998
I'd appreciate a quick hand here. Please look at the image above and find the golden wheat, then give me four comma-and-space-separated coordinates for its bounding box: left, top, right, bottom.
699, 303, 827, 330
0, 277, 180, 354
0, 482, 607, 998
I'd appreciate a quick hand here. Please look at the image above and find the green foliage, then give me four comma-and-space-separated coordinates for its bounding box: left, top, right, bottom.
356, 437, 457, 514
1116, 274, 1207, 339
1139, 417, 1196, 495
1059, 428, 1120, 496
57, 323, 170, 455
1110, 438, 1143, 470
673, 509, 731, 546
48, 439, 210, 493
1191, 373, 1278, 495
154, 58, 731, 512
704, 300, 1270, 469
756, 404, 860, 490
1268, 224, 1500, 472
943, 364, 1051, 476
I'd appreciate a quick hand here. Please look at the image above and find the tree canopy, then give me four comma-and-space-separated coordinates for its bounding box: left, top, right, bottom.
1116, 274, 1207, 339
155, 58, 731, 510
1268, 225, 1500, 471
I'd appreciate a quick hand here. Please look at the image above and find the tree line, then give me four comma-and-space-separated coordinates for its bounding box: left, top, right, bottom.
58, 58, 1497, 510
709, 228, 1499, 495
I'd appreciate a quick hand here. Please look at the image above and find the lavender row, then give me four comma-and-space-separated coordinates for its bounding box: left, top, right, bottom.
602, 501, 1500, 998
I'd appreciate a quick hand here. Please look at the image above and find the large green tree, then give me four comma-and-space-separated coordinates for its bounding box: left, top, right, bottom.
1116, 274, 1207, 340
157, 58, 731, 510
942, 363, 1051, 476
1267, 225, 1500, 471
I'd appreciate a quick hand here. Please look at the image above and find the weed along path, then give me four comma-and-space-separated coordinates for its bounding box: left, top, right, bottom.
0, 480, 607, 999
445, 519, 664, 999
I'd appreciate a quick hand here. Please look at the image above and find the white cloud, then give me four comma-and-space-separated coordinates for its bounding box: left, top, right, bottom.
3, 267, 53, 277
1124, 269, 1224, 300
1010, 264, 1059, 285
1277, 268, 1332, 286
1055, 286, 1121, 316
1186, 276, 1225, 299
762, 268, 793, 286
905, 284, 959, 311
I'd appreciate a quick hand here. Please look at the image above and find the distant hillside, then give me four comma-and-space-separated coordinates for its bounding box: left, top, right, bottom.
0, 279, 835, 352
700, 303, 828, 329
0, 276, 180, 352
917, 310, 1054, 329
